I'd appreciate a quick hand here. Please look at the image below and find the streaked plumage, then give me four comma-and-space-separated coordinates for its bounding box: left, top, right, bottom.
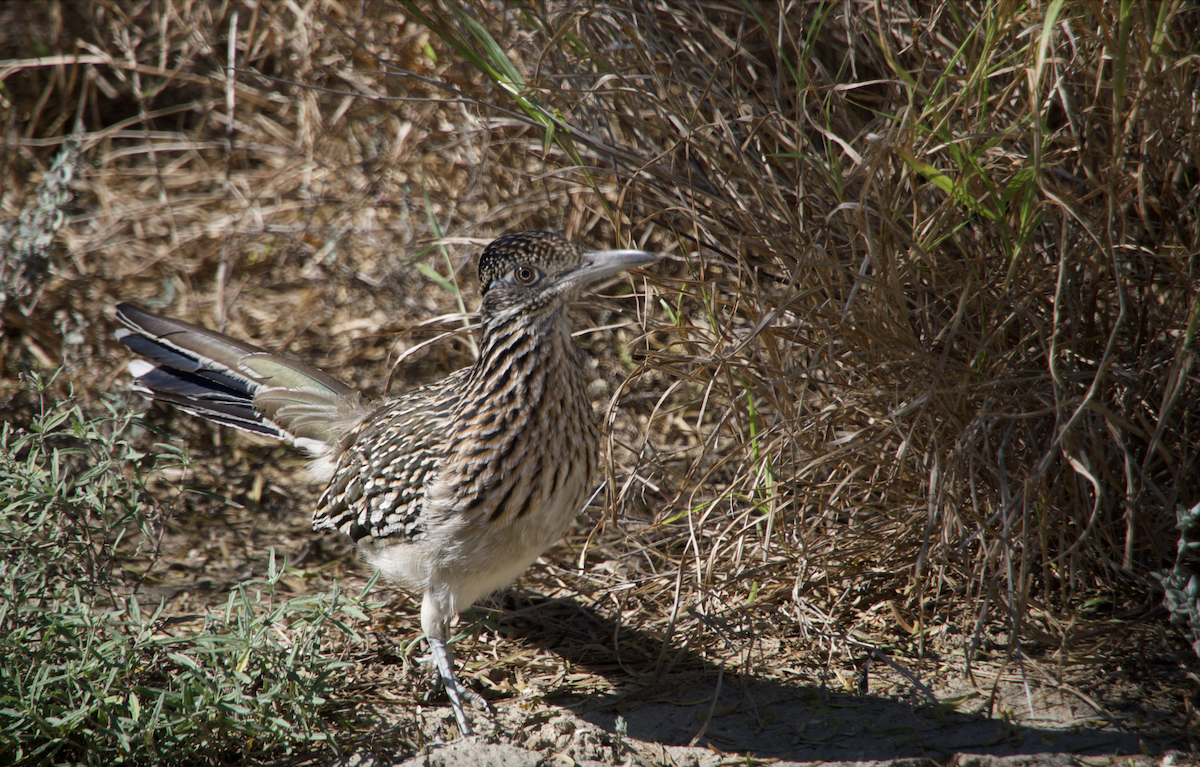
115, 231, 656, 736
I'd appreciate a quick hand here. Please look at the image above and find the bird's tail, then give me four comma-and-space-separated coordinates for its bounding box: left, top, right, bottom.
115, 303, 372, 453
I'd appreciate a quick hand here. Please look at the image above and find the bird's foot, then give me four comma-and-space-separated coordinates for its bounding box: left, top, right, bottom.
461, 682, 491, 713
423, 673, 490, 713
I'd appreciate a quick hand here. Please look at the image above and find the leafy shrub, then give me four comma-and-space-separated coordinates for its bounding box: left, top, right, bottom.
0, 374, 374, 766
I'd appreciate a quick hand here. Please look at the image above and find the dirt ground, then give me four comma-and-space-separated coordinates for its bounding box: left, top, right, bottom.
378, 653, 1188, 767
329, 594, 1193, 767
388, 684, 1173, 767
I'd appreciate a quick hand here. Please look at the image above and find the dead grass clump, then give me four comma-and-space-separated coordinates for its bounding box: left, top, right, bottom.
2, 0, 1198, 744
380, 0, 1200, 672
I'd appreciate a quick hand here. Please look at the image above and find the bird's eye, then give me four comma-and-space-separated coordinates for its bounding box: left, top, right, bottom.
513, 266, 538, 285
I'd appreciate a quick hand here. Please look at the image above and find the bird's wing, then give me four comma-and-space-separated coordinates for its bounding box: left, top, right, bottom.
312, 370, 467, 543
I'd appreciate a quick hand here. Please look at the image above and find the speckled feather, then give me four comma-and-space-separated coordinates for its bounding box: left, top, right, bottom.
312, 372, 465, 543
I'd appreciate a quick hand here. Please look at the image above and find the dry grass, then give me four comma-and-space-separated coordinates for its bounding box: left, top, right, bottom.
3, 0, 1198, 755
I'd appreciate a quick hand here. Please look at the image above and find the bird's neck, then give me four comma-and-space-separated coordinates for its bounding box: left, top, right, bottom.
465, 312, 583, 403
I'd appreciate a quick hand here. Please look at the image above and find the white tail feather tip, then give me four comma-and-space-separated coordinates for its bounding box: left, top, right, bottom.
127, 360, 158, 379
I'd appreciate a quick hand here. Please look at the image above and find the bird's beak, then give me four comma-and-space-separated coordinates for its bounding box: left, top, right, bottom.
576, 247, 658, 286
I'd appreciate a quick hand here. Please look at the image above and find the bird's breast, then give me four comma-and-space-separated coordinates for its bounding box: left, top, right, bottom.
445, 337, 599, 530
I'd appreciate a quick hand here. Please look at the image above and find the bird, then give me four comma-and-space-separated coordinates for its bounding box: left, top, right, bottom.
115, 231, 657, 736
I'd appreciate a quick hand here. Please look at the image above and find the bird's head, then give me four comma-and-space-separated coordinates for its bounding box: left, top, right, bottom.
477, 231, 656, 328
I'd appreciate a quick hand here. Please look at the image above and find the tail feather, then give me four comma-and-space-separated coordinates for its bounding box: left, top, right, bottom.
119, 335, 257, 399
115, 302, 373, 451
126, 374, 285, 437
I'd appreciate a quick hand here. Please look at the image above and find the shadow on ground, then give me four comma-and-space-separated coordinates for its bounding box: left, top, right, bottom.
478, 592, 1181, 765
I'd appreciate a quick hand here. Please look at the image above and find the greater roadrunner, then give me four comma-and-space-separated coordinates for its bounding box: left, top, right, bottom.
115, 231, 656, 736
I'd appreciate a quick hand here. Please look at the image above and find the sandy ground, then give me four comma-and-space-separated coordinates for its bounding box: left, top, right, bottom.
356, 668, 1185, 767
301, 587, 1192, 767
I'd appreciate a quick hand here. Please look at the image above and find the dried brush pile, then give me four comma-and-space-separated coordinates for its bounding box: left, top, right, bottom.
3, 0, 1197, 706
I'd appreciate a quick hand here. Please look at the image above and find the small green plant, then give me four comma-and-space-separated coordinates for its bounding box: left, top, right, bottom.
1154, 501, 1200, 658
0, 374, 376, 765
0, 141, 78, 310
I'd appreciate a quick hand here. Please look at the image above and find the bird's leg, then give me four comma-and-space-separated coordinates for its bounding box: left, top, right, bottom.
426, 631, 475, 737
422, 593, 488, 737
